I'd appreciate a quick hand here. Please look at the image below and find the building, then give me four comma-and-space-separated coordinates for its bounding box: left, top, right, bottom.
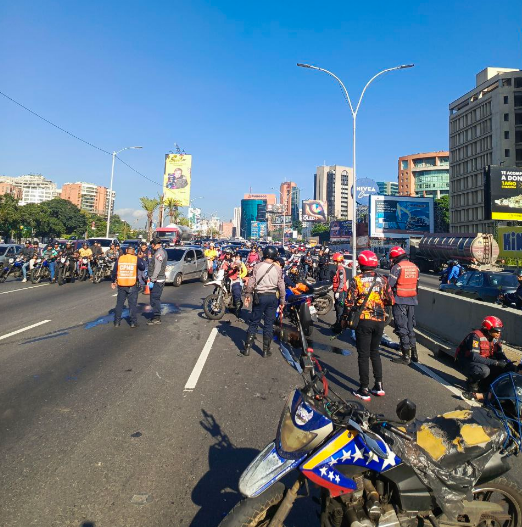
0, 174, 60, 205
0, 181, 22, 200
233, 207, 241, 237
61, 182, 116, 217
376, 181, 399, 196
280, 182, 296, 216
449, 67, 522, 233
243, 193, 276, 205
241, 198, 266, 238
220, 221, 234, 238
398, 152, 449, 199
314, 165, 354, 220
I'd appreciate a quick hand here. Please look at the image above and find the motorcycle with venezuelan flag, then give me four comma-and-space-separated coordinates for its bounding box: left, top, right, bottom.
219, 315, 522, 526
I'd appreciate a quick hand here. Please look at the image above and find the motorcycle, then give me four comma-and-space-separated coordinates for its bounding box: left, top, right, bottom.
92, 256, 113, 284
0, 256, 24, 283
277, 289, 316, 337
203, 268, 235, 320
289, 280, 334, 316
56, 256, 75, 286
30, 258, 51, 283
78, 257, 90, 281
220, 315, 522, 527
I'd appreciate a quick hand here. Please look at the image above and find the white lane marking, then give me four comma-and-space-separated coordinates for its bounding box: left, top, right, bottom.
412, 363, 480, 407
184, 328, 218, 392
0, 284, 49, 295
0, 320, 51, 342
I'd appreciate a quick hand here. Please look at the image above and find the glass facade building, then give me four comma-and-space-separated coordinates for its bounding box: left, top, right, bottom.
240, 199, 266, 238
414, 170, 449, 198
291, 186, 300, 222
377, 181, 399, 196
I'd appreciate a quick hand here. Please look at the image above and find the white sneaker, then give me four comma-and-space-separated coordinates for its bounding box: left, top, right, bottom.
22, 278, 27, 283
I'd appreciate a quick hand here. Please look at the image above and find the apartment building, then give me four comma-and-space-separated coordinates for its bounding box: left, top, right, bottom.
61, 182, 115, 217
398, 152, 449, 199
314, 165, 353, 220
0, 174, 60, 205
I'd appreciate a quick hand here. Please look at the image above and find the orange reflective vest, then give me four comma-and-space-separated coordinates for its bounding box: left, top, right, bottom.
117, 254, 138, 287
455, 329, 501, 360
332, 266, 348, 293
395, 260, 419, 298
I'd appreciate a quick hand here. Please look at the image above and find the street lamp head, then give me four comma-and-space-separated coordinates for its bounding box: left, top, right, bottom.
131, 146, 143, 149
399, 64, 415, 69
297, 63, 313, 69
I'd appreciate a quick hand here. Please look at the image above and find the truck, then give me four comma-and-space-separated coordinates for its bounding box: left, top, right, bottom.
410, 233, 500, 273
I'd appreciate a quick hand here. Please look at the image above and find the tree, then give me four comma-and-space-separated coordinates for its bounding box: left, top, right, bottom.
164, 198, 183, 224
0, 194, 20, 240
292, 220, 303, 235
140, 197, 160, 241
40, 198, 87, 236
435, 195, 449, 233
311, 222, 330, 236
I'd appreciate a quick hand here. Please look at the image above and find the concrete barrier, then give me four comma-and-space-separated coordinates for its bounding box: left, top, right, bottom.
416, 286, 521, 348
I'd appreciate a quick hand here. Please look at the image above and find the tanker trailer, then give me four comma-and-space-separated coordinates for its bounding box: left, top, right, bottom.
410, 233, 499, 272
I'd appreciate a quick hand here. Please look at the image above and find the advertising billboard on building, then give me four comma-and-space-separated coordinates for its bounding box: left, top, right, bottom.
272, 215, 292, 225
250, 221, 267, 239
356, 178, 379, 206
485, 165, 522, 220
302, 200, 327, 222
369, 195, 434, 238
497, 226, 522, 260
330, 220, 353, 242
163, 154, 192, 206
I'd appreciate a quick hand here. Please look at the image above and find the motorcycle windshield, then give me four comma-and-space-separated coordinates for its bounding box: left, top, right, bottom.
347, 419, 387, 459
239, 442, 304, 498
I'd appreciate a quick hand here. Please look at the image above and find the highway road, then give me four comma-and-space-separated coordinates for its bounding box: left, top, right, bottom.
0, 274, 519, 526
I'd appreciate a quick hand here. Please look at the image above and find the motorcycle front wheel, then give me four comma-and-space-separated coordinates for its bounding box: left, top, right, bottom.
31, 268, 42, 284
219, 482, 285, 527
92, 269, 103, 284
203, 293, 226, 320
0, 270, 7, 283
79, 269, 87, 281
57, 268, 64, 286
474, 477, 522, 527
314, 295, 333, 316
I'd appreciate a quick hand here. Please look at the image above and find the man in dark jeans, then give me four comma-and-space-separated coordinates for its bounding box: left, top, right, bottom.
344, 251, 394, 402
147, 238, 167, 325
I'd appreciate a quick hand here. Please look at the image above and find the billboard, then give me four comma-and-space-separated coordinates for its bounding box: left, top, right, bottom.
369, 195, 434, 238
302, 200, 327, 222
330, 220, 353, 242
272, 215, 292, 225
497, 226, 522, 259
164, 154, 192, 206
485, 165, 522, 220
251, 221, 267, 239
356, 178, 379, 206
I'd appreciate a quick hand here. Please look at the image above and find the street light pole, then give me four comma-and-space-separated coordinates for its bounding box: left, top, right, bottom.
297, 63, 414, 277
106, 146, 143, 238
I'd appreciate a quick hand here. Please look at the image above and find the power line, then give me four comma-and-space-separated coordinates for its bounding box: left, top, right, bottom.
0, 89, 162, 187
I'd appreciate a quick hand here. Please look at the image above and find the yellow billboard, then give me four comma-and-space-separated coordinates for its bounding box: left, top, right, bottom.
163, 154, 192, 206
497, 226, 522, 260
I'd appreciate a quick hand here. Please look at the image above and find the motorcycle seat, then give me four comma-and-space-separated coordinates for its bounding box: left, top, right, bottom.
286, 294, 313, 304
308, 283, 332, 295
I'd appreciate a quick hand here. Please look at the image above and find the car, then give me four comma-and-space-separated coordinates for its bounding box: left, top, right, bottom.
164, 247, 208, 286
439, 270, 519, 303
0, 244, 22, 265
87, 237, 119, 254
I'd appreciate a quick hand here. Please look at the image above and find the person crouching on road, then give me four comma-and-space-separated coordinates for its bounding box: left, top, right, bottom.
455, 316, 519, 400
111, 246, 145, 328
344, 251, 395, 402
147, 238, 167, 325
387, 246, 420, 365
242, 246, 286, 358
331, 252, 348, 332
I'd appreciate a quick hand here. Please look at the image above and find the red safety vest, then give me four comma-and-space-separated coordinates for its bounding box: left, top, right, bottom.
116, 254, 138, 287
395, 260, 419, 298
454, 329, 501, 360
332, 266, 347, 292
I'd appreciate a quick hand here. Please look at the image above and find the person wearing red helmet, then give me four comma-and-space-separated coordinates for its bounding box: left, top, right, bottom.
455, 316, 518, 399
331, 252, 348, 330
345, 250, 395, 401
387, 245, 420, 365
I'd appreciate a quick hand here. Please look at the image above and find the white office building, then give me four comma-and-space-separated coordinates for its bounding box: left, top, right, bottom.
0, 174, 59, 205
314, 165, 354, 220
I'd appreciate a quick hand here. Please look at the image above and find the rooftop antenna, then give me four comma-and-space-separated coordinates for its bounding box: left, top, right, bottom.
169, 143, 186, 155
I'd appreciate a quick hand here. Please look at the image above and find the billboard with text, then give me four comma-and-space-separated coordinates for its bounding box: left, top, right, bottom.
163, 154, 192, 206
485, 165, 522, 220
330, 220, 352, 242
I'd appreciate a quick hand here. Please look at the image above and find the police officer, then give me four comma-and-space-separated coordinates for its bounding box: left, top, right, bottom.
455, 316, 517, 399
242, 246, 285, 358
111, 246, 145, 328
387, 246, 420, 365
147, 238, 167, 325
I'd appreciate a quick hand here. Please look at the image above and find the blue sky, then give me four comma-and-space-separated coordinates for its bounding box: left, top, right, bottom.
1, 0, 521, 226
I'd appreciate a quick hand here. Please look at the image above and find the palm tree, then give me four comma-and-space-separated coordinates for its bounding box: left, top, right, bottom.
164, 198, 183, 225
140, 197, 160, 241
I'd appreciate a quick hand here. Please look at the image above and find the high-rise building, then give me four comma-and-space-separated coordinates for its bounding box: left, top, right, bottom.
233, 207, 241, 237
61, 182, 116, 217
291, 186, 300, 222
0, 174, 60, 205
376, 181, 399, 196
449, 67, 522, 233
241, 199, 266, 238
243, 193, 277, 205
314, 165, 354, 220
280, 182, 296, 216
0, 181, 22, 200
398, 152, 449, 199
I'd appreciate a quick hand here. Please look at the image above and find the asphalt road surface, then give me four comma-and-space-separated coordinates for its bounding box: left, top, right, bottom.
0, 275, 520, 526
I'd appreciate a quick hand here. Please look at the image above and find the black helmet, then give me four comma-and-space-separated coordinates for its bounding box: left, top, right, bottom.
487, 373, 522, 450
263, 246, 278, 260
223, 248, 234, 256
276, 257, 285, 267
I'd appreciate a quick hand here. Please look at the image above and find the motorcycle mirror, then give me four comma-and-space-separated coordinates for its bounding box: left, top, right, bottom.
396, 399, 416, 422
279, 342, 303, 374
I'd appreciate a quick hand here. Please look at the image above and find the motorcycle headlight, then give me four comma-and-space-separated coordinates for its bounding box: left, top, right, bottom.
279, 406, 317, 454
9, 258, 14, 263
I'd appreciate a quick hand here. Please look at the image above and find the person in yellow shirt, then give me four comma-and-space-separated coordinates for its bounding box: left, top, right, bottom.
78, 243, 93, 279
204, 243, 219, 273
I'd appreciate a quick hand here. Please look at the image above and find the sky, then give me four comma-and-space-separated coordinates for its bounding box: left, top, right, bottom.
1, 0, 521, 227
